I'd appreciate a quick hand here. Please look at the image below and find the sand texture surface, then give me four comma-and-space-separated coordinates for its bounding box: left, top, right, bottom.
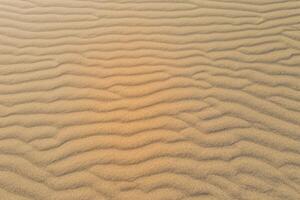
0, 0, 300, 199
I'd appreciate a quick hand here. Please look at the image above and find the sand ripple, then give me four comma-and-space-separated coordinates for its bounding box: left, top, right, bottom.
0, 0, 300, 199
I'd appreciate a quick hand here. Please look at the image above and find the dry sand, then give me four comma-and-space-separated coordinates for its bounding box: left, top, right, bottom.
0, 0, 300, 199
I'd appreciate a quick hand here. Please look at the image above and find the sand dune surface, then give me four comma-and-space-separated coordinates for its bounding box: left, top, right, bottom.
0, 0, 300, 199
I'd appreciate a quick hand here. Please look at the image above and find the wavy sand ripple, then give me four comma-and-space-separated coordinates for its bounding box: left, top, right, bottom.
0, 0, 300, 199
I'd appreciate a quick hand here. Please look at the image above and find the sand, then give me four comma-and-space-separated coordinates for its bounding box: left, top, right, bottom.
0, 0, 300, 199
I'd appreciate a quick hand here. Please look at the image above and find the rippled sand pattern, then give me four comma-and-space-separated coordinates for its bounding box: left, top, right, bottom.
0, 0, 300, 199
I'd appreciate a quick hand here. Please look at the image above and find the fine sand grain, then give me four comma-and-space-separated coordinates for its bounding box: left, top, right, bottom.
0, 0, 300, 200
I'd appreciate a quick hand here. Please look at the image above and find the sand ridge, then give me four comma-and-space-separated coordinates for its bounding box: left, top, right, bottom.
0, 0, 300, 199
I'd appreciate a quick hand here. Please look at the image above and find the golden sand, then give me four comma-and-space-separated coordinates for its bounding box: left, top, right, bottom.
0, 0, 300, 199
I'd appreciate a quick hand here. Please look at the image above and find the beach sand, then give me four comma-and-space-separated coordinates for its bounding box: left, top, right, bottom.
0, 0, 300, 199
